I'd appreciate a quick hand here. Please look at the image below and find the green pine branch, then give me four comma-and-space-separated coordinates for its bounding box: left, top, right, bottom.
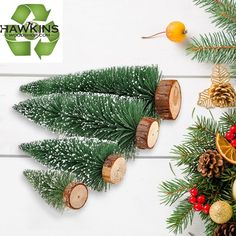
166, 199, 194, 234
161, 111, 236, 235
159, 178, 191, 205
193, 0, 236, 34
14, 92, 157, 151
200, 212, 217, 236
187, 32, 236, 64
219, 109, 236, 131
172, 116, 220, 173
21, 138, 123, 191
24, 169, 77, 210
20, 65, 161, 107
230, 64, 236, 77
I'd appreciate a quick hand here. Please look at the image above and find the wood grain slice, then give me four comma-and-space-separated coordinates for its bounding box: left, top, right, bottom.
63, 182, 88, 210
102, 155, 127, 184
135, 117, 159, 149
155, 80, 182, 120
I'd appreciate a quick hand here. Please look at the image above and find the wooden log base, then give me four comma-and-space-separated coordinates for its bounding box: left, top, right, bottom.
102, 155, 127, 184
155, 80, 182, 120
135, 117, 159, 149
63, 182, 88, 210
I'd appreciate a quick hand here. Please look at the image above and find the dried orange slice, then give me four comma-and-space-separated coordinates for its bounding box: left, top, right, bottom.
216, 133, 236, 164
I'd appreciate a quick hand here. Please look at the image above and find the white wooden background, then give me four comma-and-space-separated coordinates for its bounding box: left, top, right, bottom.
0, 0, 233, 235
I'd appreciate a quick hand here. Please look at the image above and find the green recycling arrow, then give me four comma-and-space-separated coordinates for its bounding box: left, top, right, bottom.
5, 4, 59, 58
11, 4, 50, 24
5, 25, 31, 56
34, 21, 60, 59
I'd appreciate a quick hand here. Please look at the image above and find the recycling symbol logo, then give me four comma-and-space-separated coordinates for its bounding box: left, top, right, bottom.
5, 4, 60, 59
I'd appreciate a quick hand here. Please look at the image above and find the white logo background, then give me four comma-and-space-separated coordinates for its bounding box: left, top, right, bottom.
0, 0, 63, 63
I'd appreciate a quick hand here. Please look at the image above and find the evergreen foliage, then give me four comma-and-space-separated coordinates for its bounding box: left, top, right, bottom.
21, 138, 123, 191
188, 0, 236, 64
20, 65, 161, 107
14, 92, 156, 151
188, 32, 236, 64
159, 110, 236, 235
24, 169, 77, 210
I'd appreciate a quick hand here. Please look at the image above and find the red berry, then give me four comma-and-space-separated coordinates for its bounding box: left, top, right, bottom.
202, 204, 211, 214
231, 139, 236, 148
193, 203, 203, 211
188, 196, 197, 204
197, 195, 206, 204
230, 125, 236, 134
189, 188, 198, 197
226, 131, 235, 141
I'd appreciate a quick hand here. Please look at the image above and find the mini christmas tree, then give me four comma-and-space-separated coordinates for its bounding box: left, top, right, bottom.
24, 169, 88, 210
19, 65, 181, 120
159, 110, 236, 236
21, 138, 127, 191
14, 92, 160, 150
188, 0, 236, 66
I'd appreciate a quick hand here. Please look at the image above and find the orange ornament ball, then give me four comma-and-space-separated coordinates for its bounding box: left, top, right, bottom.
166, 21, 187, 43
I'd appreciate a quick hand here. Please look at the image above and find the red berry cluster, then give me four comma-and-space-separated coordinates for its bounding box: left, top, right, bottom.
188, 188, 210, 214
226, 125, 236, 148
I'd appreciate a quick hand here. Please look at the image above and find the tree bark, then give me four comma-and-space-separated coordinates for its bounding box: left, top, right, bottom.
63, 182, 88, 210
155, 80, 181, 120
102, 154, 127, 184
135, 117, 159, 149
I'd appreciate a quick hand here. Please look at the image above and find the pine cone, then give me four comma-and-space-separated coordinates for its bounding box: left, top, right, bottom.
197, 150, 224, 178
214, 222, 236, 236
209, 83, 236, 107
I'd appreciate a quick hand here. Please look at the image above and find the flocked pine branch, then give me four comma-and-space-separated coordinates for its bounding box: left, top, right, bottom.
24, 169, 77, 210
14, 92, 157, 151
20, 65, 161, 106
21, 138, 124, 191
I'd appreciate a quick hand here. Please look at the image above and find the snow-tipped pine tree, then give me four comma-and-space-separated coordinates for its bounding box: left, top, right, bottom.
24, 169, 88, 210
14, 93, 160, 150
20, 66, 181, 120
21, 138, 127, 191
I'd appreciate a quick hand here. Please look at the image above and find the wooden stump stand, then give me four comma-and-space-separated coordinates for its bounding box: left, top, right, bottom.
135, 117, 159, 149
155, 80, 182, 120
63, 182, 88, 210
102, 154, 127, 184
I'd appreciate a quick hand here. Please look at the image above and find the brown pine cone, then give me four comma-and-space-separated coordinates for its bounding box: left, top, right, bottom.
214, 222, 236, 236
209, 83, 236, 107
197, 150, 224, 178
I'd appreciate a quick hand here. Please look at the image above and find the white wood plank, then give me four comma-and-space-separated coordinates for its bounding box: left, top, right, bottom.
0, 0, 217, 76
0, 158, 204, 236
0, 76, 231, 156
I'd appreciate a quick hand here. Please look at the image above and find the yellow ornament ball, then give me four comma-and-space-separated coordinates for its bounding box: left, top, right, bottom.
209, 201, 233, 224
232, 179, 236, 201
142, 21, 187, 43
166, 21, 187, 43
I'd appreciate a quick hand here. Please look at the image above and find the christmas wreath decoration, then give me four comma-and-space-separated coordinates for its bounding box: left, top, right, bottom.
160, 110, 236, 236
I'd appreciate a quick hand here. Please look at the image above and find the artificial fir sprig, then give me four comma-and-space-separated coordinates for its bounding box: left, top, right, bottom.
188, 0, 236, 64
14, 92, 157, 151
160, 110, 236, 235
21, 137, 124, 191
193, 0, 236, 34
166, 199, 194, 234
187, 32, 236, 64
